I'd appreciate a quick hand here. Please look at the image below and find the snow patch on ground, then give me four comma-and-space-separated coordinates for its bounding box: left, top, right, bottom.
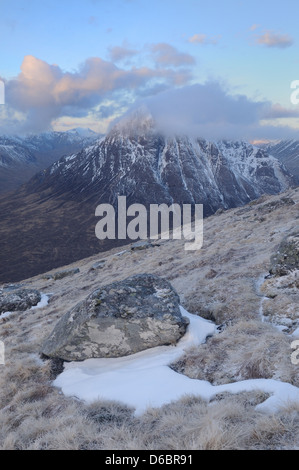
292, 327, 299, 338
0, 311, 13, 319
0, 294, 49, 319
31, 294, 49, 310
53, 306, 299, 415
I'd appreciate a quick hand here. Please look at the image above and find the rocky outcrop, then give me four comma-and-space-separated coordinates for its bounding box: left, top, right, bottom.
260, 228, 299, 333
131, 241, 153, 251
43, 268, 80, 281
53, 268, 80, 280
0, 288, 41, 313
263, 139, 299, 184
270, 229, 299, 276
41, 274, 189, 361
89, 260, 106, 271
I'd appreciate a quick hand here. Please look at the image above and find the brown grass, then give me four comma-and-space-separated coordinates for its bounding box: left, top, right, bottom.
0, 187, 299, 449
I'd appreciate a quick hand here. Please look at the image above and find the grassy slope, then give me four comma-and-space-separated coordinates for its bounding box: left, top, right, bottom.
0, 187, 298, 450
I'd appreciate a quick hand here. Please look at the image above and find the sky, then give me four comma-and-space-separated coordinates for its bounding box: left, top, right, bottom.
0, 0, 299, 140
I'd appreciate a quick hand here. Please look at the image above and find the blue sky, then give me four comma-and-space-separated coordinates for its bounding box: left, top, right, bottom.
0, 0, 299, 139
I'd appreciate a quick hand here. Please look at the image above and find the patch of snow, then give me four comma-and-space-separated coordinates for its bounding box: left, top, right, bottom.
53, 306, 299, 416
274, 324, 289, 332
0, 311, 13, 319
292, 327, 299, 338
114, 250, 128, 256
31, 294, 49, 310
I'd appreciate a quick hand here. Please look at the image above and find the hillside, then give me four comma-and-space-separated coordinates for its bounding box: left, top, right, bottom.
0, 187, 298, 450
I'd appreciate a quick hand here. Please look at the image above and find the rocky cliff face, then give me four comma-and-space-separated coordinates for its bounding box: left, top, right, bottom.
29, 113, 293, 215
262, 140, 299, 184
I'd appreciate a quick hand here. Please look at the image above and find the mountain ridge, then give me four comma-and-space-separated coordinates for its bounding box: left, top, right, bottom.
260, 139, 299, 184
0, 128, 101, 194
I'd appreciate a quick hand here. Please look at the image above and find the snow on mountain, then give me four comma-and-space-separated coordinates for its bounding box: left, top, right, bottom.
0, 129, 101, 194
35, 114, 295, 216
66, 127, 99, 139
0, 136, 37, 168
261, 139, 299, 183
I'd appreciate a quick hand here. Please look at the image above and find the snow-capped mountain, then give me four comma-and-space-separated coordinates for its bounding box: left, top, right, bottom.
0, 128, 101, 194
0, 111, 295, 282
29, 112, 293, 215
262, 140, 299, 183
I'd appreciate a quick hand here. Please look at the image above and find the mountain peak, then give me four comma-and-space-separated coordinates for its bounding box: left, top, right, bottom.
109, 106, 156, 137
67, 127, 98, 138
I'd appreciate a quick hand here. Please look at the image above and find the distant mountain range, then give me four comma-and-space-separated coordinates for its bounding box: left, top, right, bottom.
0, 111, 296, 282
0, 128, 101, 194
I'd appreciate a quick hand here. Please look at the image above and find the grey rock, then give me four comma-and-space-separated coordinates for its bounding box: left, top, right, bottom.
131, 240, 152, 251
90, 260, 106, 271
258, 197, 295, 215
53, 268, 80, 280
215, 207, 225, 216
1, 284, 24, 291
269, 229, 299, 276
41, 274, 189, 361
0, 288, 41, 313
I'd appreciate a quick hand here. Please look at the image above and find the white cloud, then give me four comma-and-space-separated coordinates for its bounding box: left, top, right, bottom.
188, 34, 220, 45
255, 30, 294, 48
1, 55, 193, 134
151, 43, 195, 67
108, 43, 139, 62
250, 24, 260, 32
117, 82, 299, 141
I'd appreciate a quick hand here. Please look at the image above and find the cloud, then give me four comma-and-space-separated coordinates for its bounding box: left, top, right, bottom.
88, 16, 97, 25
108, 44, 138, 62
117, 82, 299, 141
262, 103, 299, 119
255, 30, 294, 48
250, 24, 260, 31
1, 55, 193, 134
151, 43, 195, 67
3, 54, 298, 141
188, 34, 220, 45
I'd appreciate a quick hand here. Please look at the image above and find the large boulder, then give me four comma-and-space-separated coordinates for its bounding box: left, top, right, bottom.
41, 274, 189, 361
0, 287, 41, 313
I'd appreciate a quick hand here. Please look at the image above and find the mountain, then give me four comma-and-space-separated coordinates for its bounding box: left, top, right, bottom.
0, 112, 295, 282
0, 128, 100, 194
28, 112, 293, 212
262, 140, 299, 184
